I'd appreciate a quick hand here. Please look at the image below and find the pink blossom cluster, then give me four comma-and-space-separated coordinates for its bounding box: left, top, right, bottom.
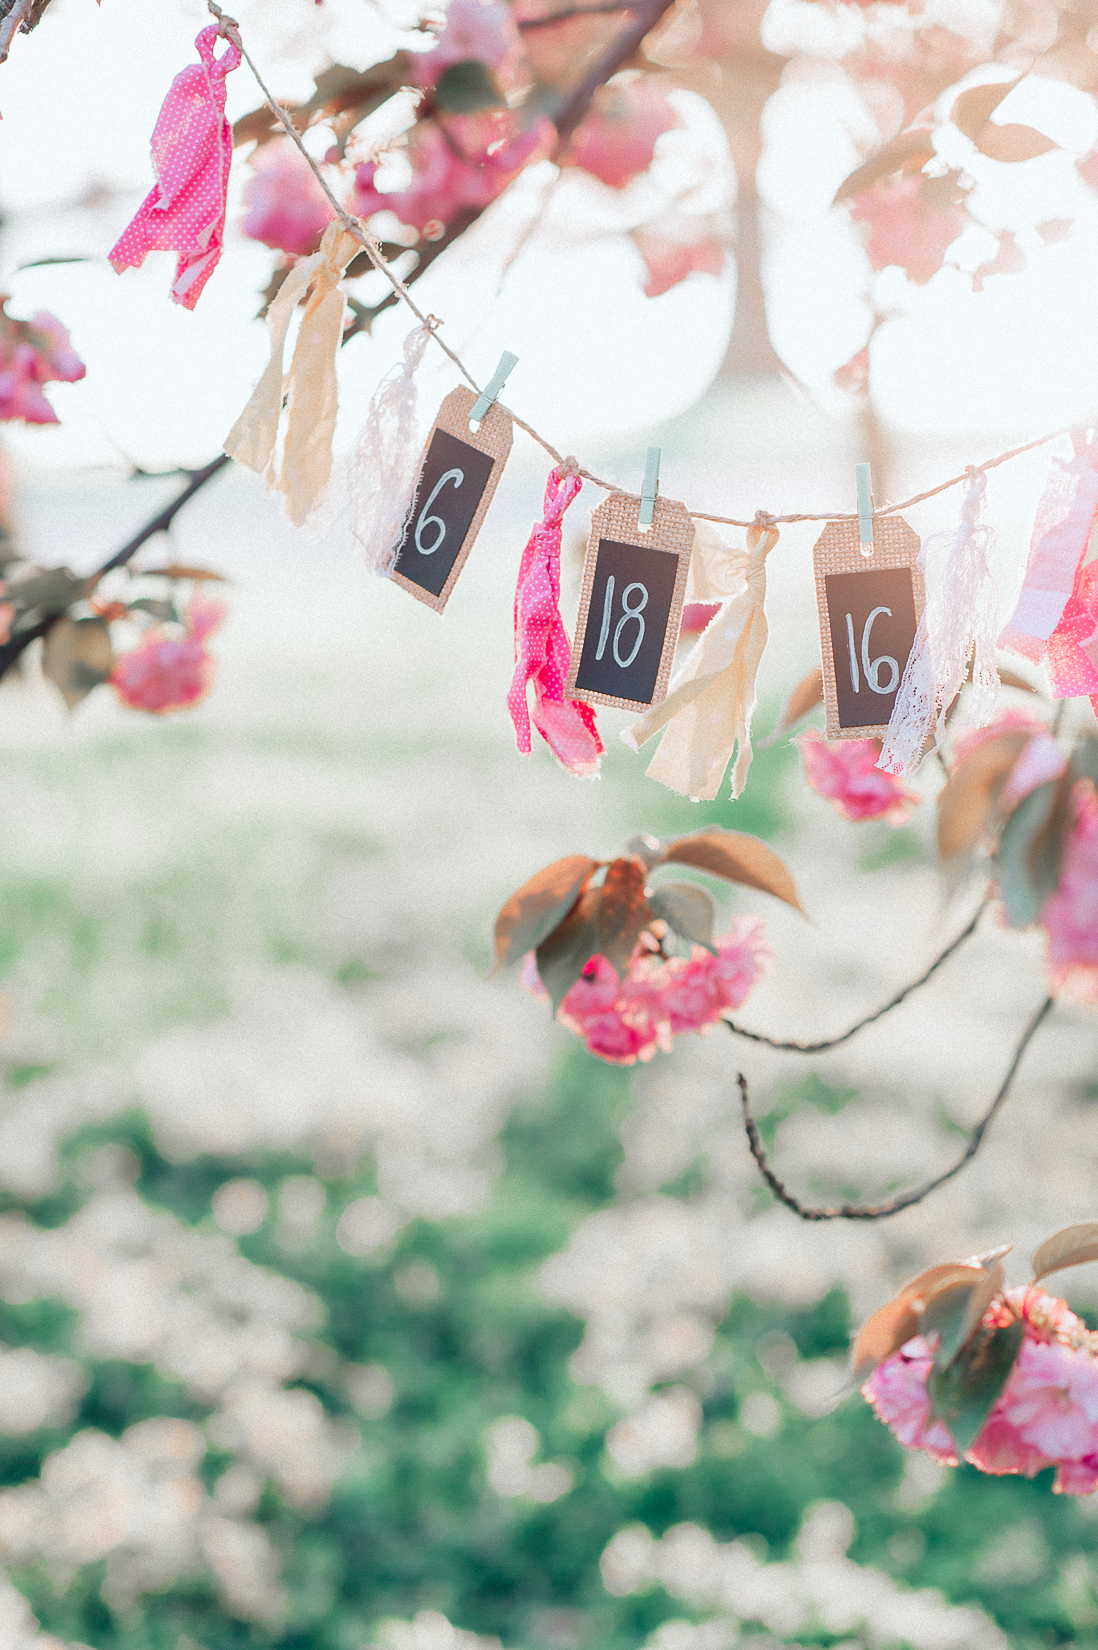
523, 918, 772, 1065
241, 141, 335, 258
0, 308, 85, 425
796, 729, 919, 824
863, 1288, 1098, 1495
111, 596, 226, 716
353, 116, 552, 239
849, 175, 964, 285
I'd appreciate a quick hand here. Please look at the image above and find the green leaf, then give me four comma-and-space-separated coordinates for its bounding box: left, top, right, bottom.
1070, 737, 1098, 789
41, 616, 113, 710
928, 1320, 1024, 1455
491, 855, 598, 975
648, 881, 717, 952
534, 884, 601, 1011
994, 778, 1062, 926
924, 1263, 1002, 1368
128, 598, 178, 623
433, 59, 504, 113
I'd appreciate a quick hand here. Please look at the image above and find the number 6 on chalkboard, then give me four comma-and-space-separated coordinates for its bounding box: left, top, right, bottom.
568, 490, 694, 714
391, 387, 513, 612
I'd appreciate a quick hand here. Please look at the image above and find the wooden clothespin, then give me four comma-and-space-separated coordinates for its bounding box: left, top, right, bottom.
638, 445, 660, 532
469, 351, 518, 431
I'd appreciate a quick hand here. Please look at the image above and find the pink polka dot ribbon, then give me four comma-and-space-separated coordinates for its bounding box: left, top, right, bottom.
109, 25, 241, 310
508, 466, 602, 778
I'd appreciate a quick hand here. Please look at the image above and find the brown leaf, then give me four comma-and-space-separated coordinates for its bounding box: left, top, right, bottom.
492, 854, 598, 975
142, 564, 230, 583
658, 829, 803, 913
42, 615, 113, 710
833, 129, 936, 204
595, 857, 651, 976
936, 729, 1032, 859
951, 79, 1020, 141
1032, 1222, 1098, 1284
850, 1262, 993, 1380
850, 1296, 921, 1383
535, 882, 602, 1011
976, 123, 1058, 163
764, 665, 823, 743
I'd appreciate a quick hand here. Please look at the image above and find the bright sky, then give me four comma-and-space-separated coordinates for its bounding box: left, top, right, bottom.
3, 0, 1098, 478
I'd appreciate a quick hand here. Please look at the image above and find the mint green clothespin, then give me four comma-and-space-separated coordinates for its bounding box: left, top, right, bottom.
855, 461, 874, 556
638, 446, 660, 532
469, 351, 518, 431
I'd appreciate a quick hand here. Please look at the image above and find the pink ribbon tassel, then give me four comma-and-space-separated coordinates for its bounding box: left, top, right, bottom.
508, 466, 603, 778
109, 25, 241, 310
998, 438, 1098, 664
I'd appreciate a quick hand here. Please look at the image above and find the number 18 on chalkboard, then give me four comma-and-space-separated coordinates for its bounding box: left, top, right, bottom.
567, 490, 694, 713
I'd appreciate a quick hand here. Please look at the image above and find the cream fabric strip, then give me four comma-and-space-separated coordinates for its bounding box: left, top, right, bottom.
621, 519, 778, 800
224, 221, 360, 525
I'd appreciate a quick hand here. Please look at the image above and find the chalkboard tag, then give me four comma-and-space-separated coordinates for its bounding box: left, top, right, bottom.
391, 385, 513, 612
566, 490, 694, 712
813, 513, 926, 739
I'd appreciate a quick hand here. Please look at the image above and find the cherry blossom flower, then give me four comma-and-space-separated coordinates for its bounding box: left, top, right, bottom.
409, 0, 519, 85
111, 596, 226, 716
631, 231, 725, 297
1041, 779, 1098, 1005
863, 1287, 1098, 1494
241, 140, 335, 258
524, 919, 771, 1066
565, 74, 678, 189
0, 307, 86, 426
796, 729, 919, 824
354, 116, 550, 237
849, 175, 965, 286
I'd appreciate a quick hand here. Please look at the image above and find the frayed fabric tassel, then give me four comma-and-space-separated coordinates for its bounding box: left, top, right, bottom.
622, 517, 777, 800
879, 469, 998, 777
508, 465, 603, 779
310, 321, 433, 574
999, 434, 1098, 664
224, 220, 360, 525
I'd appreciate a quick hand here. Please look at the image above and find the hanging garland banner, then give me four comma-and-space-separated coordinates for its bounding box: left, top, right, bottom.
567, 491, 694, 713
391, 387, 513, 612
814, 514, 925, 740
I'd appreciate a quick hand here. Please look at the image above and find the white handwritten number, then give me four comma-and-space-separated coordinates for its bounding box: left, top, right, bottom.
845, 612, 860, 695
595, 577, 649, 670
844, 605, 899, 696
614, 581, 648, 668
414, 467, 464, 555
595, 575, 615, 661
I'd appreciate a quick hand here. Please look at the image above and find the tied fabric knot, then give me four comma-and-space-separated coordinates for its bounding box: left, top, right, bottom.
621, 517, 777, 800
224, 220, 361, 525
108, 25, 240, 310
508, 466, 603, 779
879, 468, 999, 777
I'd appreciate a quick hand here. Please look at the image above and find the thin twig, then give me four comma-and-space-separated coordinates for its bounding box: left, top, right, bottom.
724, 900, 988, 1053
0, 455, 232, 683
551, 0, 677, 149
0, 0, 36, 63
518, 3, 632, 29
737, 995, 1054, 1221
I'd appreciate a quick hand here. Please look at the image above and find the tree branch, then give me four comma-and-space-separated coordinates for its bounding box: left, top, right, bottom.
724, 899, 988, 1055
550, 0, 678, 150
737, 995, 1054, 1222
0, 454, 231, 684
518, 4, 632, 30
